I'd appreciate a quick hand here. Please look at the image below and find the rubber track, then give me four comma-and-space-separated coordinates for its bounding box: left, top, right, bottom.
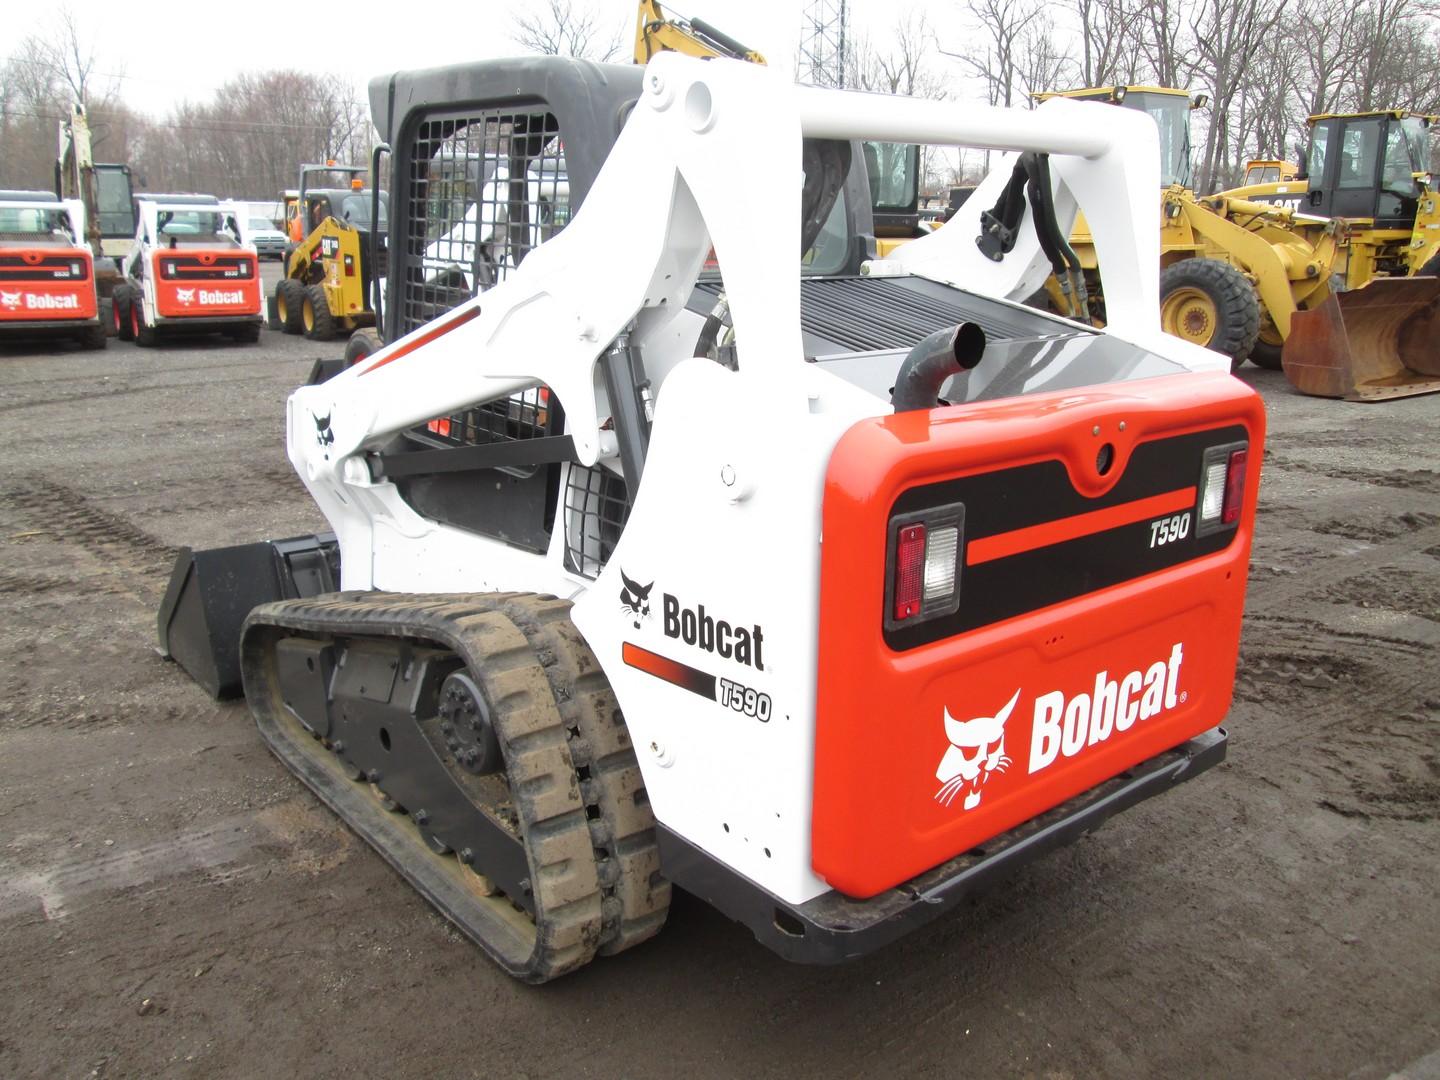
494, 595, 671, 954
240, 591, 660, 982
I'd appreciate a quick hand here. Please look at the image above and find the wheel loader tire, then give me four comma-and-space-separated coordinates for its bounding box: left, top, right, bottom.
275, 279, 304, 335
344, 327, 382, 366
1248, 320, 1284, 371
1416, 250, 1440, 278
302, 284, 337, 341
1159, 258, 1260, 365
113, 286, 135, 342
240, 592, 668, 982
1249, 338, 1284, 370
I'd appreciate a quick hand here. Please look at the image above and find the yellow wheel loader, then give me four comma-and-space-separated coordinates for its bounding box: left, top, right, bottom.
1036, 88, 1440, 393
272, 163, 387, 342
1277, 111, 1440, 400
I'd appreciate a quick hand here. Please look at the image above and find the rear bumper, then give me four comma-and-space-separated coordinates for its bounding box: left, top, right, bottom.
658, 726, 1226, 964
0, 317, 102, 334
155, 313, 263, 327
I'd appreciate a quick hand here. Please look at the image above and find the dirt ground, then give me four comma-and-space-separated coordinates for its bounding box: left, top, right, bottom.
1, 303, 1437, 1079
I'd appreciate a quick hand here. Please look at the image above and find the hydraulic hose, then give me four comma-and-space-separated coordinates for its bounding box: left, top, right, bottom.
891, 322, 987, 412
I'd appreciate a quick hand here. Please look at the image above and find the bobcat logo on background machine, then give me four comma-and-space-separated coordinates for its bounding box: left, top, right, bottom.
0, 290, 21, 310
934, 690, 1018, 810
619, 570, 654, 629
176, 288, 196, 304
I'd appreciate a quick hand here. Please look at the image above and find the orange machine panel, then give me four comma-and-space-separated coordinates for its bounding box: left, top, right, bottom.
0, 247, 97, 321
150, 250, 261, 319
812, 372, 1265, 898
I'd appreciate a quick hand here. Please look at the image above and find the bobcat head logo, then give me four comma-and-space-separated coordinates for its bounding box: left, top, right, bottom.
0, 290, 20, 310
619, 569, 653, 629
176, 288, 195, 304
935, 689, 1018, 811
313, 411, 334, 448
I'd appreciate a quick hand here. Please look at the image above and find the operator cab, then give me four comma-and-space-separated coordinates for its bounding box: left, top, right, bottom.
1034, 86, 1201, 189
1302, 111, 1435, 227
0, 190, 79, 244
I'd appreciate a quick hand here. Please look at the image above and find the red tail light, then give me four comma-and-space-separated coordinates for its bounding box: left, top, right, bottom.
893, 524, 926, 620
1222, 448, 1247, 524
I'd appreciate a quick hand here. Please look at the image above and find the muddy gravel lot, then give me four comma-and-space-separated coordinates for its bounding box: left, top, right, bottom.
1, 310, 1437, 1079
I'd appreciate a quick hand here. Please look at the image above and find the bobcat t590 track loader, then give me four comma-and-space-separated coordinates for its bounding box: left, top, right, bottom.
157, 55, 1265, 982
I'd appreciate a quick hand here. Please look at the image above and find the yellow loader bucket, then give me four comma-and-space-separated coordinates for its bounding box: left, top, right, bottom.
1282, 278, 1440, 401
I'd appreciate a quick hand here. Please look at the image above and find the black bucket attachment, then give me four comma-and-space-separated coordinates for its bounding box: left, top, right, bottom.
306, 357, 348, 385
156, 533, 341, 698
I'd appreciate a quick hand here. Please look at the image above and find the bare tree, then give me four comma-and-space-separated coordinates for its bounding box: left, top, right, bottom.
1130, 0, 1192, 90
28, 7, 119, 108
1187, 0, 1290, 190
945, 0, 1046, 107
1016, 14, 1076, 99
510, 0, 624, 62
1071, 0, 1146, 86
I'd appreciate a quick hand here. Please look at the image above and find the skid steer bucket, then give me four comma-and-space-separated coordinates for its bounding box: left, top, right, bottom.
1281, 278, 1440, 401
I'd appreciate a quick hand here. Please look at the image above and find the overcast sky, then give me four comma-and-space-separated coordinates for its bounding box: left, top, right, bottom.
5, 0, 963, 117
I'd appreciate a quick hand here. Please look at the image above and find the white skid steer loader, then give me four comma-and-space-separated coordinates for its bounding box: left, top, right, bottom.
156, 54, 1265, 982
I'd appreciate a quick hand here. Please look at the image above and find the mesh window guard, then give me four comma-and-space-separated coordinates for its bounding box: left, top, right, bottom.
401, 107, 567, 336
564, 464, 631, 579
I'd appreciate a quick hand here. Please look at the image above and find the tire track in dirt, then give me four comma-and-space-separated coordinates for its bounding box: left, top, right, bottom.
0, 800, 353, 922
0, 372, 270, 415
1262, 455, 1440, 495
1247, 508, 1440, 611
1232, 616, 1439, 824
0, 477, 177, 603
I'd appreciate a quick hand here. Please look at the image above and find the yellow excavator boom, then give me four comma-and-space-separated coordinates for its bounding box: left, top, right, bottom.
633, 1, 766, 65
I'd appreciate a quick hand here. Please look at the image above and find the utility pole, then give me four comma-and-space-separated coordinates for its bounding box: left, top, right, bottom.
798, 0, 848, 88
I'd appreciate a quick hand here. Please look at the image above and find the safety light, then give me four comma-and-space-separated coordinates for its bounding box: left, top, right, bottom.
1197, 442, 1248, 536
923, 526, 959, 601
1223, 448, 1247, 524
887, 503, 966, 627
893, 524, 926, 620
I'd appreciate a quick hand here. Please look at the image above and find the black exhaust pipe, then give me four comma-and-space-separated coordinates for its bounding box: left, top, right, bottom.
891, 322, 987, 412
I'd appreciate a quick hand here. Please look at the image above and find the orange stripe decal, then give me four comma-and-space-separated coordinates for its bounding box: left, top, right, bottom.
966, 487, 1196, 566
358, 306, 481, 376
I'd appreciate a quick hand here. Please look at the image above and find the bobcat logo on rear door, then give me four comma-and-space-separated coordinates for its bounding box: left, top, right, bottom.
176, 288, 196, 304
313, 411, 334, 448
934, 690, 1017, 810
619, 570, 653, 629
0, 290, 20, 310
